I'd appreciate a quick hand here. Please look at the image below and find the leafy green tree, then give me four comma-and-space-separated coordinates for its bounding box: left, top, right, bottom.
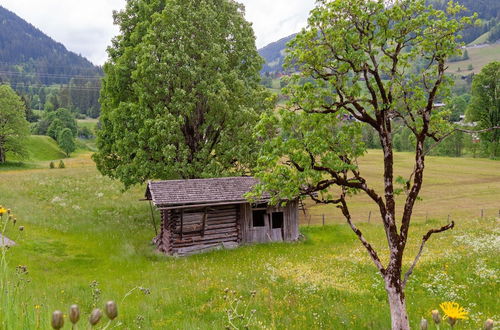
446, 93, 470, 122
466, 61, 500, 158
94, 0, 270, 187
0, 85, 30, 163
35, 108, 77, 138
47, 118, 65, 140
252, 1, 473, 328
57, 128, 75, 157
432, 130, 465, 156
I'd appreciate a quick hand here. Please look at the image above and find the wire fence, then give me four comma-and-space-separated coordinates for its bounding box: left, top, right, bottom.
299, 207, 500, 226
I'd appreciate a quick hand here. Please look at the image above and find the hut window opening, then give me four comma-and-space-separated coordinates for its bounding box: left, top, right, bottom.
271, 212, 284, 229
252, 209, 266, 227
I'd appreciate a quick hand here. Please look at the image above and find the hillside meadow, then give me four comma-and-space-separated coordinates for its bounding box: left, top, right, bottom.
0, 145, 499, 329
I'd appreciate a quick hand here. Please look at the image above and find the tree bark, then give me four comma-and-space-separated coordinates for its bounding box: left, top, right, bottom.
0, 145, 5, 164
385, 274, 410, 330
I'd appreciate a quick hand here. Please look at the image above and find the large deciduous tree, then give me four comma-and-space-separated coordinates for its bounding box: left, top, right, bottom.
0, 84, 30, 163
252, 1, 474, 328
466, 61, 499, 158
94, 0, 271, 187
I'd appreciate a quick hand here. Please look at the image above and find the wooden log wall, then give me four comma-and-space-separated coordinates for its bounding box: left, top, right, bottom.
155, 204, 241, 256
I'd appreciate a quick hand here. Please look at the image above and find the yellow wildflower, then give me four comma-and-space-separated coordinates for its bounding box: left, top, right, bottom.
439, 302, 469, 320
0, 207, 7, 216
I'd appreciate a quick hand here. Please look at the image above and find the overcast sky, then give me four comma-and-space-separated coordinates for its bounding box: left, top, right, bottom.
0, 0, 316, 65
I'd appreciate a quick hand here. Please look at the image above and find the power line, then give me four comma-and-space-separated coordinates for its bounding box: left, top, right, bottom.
6, 83, 102, 92
0, 70, 103, 81
0, 60, 102, 71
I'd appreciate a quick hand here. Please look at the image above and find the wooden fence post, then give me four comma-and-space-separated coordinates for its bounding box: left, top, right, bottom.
322, 214, 325, 226
481, 209, 484, 219
368, 211, 371, 223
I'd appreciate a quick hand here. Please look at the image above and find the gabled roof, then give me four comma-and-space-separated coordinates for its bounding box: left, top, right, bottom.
146, 177, 268, 208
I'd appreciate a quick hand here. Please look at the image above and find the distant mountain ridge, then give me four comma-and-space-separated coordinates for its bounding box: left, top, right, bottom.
0, 5, 102, 117
0, 5, 101, 86
258, 0, 500, 75
258, 34, 296, 74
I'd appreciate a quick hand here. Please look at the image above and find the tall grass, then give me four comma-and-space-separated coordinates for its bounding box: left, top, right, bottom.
0, 152, 498, 328
0, 207, 35, 328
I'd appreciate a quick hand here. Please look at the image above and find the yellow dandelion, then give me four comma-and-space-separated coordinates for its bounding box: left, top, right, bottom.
0, 207, 7, 216
439, 302, 469, 320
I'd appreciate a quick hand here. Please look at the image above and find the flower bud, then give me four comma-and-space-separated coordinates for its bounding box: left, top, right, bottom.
19, 226, 24, 231
51, 310, 64, 329
431, 310, 441, 324
420, 318, 428, 330
89, 308, 102, 326
484, 319, 494, 330
105, 301, 118, 320
69, 304, 80, 324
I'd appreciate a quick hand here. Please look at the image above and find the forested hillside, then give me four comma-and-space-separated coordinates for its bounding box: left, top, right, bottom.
258, 34, 296, 74
429, 0, 500, 44
0, 6, 102, 117
258, 0, 500, 75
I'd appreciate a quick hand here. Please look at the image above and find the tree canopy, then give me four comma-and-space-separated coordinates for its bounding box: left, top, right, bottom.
0, 84, 30, 163
94, 0, 271, 187
57, 128, 76, 157
35, 108, 77, 139
466, 61, 500, 158
251, 0, 473, 328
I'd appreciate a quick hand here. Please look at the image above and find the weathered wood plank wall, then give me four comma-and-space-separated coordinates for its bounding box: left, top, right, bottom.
239, 201, 299, 243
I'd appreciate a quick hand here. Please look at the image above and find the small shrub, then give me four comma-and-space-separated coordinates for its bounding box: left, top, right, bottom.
58, 160, 65, 169
49, 161, 55, 169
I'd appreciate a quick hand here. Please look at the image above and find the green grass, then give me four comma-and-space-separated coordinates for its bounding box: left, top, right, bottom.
446, 44, 500, 75
77, 118, 99, 131
303, 150, 500, 225
469, 31, 491, 45
0, 152, 498, 328
5, 135, 67, 168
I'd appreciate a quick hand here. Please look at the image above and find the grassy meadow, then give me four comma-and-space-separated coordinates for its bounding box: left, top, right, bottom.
446, 44, 500, 75
0, 147, 499, 329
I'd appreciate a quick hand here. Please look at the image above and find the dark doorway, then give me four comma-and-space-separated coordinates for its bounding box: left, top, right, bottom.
271, 212, 284, 229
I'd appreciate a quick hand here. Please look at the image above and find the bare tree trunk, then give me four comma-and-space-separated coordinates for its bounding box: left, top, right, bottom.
0, 146, 5, 164
385, 274, 410, 330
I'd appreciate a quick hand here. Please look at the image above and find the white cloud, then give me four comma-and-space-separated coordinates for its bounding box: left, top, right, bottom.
1, 0, 315, 65
239, 0, 315, 48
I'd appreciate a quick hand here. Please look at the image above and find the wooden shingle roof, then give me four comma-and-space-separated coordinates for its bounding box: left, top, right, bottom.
146, 177, 268, 208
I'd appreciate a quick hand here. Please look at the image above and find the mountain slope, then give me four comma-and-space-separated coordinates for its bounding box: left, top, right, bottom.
258, 34, 296, 74
0, 5, 101, 85
258, 0, 499, 75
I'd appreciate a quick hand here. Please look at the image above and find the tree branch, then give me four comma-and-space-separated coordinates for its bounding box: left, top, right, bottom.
424, 126, 500, 157
402, 221, 455, 287
338, 192, 386, 275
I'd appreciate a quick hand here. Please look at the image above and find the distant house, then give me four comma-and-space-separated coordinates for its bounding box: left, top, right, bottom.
145, 177, 299, 256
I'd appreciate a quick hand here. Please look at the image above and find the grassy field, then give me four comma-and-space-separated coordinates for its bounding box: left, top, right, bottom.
77, 118, 99, 131
0, 150, 498, 329
304, 151, 500, 225
446, 44, 500, 75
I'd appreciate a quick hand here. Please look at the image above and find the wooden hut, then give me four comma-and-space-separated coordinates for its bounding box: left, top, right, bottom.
145, 177, 299, 256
